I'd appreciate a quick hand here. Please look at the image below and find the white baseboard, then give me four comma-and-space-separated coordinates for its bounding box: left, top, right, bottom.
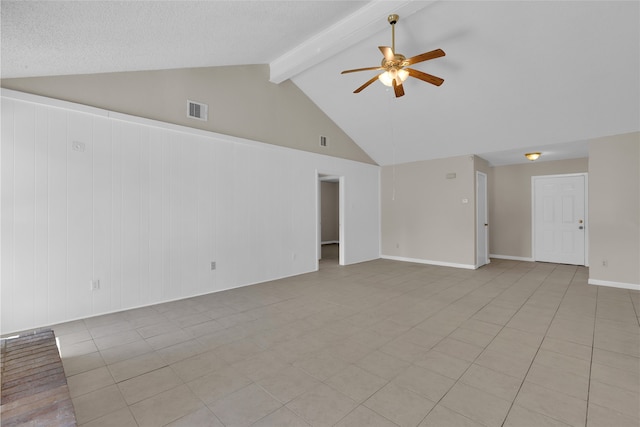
381, 255, 476, 270
588, 278, 640, 291
1, 269, 317, 337
489, 254, 534, 262
474, 259, 491, 269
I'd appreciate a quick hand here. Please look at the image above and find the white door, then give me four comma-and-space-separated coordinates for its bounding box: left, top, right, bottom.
533, 174, 586, 265
476, 172, 489, 267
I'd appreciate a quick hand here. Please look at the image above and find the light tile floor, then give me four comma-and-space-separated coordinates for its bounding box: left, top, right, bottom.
46, 258, 639, 426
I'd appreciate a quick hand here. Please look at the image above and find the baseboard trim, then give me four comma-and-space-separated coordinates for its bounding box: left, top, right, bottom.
381, 255, 476, 270
474, 259, 491, 269
588, 278, 640, 291
489, 254, 535, 262
1, 269, 317, 336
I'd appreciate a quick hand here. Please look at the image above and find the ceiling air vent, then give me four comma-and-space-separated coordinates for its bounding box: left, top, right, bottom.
187, 100, 208, 121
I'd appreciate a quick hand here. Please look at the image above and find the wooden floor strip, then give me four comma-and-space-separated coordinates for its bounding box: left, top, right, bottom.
1, 329, 77, 426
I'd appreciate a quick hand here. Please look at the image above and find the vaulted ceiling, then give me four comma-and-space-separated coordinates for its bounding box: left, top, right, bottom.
2, 1, 638, 166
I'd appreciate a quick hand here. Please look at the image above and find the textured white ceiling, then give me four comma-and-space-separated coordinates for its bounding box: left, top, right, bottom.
292, 1, 640, 165
2, 1, 639, 166
1, 0, 366, 78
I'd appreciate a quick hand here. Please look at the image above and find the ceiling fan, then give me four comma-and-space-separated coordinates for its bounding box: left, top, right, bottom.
341, 14, 445, 98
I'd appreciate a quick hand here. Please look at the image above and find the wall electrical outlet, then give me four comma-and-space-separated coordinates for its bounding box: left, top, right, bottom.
210, 261, 216, 270
602, 260, 608, 267
91, 280, 100, 291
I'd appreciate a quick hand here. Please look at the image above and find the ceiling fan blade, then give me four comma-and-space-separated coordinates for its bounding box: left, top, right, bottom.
405, 48, 445, 66
392, 79, 405, 97
354, 74, 382, 93
406, 68, 444, 86
379, 46, 394, 60
341, 66, 383, 74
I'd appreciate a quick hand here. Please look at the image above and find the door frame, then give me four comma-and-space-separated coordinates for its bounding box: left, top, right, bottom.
476, 171, 489, 268
531, 173, 589, 266
317, 173, 344, 268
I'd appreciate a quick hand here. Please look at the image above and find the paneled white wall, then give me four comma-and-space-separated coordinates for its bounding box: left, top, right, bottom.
1, 90, 380, 334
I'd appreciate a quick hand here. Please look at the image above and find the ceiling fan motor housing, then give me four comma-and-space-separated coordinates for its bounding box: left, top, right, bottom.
381, 54, 407, 71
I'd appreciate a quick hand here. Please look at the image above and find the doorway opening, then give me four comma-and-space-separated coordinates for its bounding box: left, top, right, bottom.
318, 174, 343, 268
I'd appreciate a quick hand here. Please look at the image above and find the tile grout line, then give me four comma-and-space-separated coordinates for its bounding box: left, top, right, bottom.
68, 260, 491, 421
500, 264, 582, 427
408, 262, 560, 426
289, 261, 528, 426
629, 288, 640, 328
55, 261, 629, 427
416, 262, 561, 425
466, 264, 571, 427
584, 284, 599, 427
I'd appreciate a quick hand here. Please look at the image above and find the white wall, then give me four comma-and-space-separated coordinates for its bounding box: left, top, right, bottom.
1, 90, 380, 334
489, 158, 589, 260
380, 155, 477, 269
2, 65, 377, 165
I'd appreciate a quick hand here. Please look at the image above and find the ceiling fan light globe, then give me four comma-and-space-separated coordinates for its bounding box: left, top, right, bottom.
378, 70, 395, 87
378, 68, 408, 87
397, 68, 409, 83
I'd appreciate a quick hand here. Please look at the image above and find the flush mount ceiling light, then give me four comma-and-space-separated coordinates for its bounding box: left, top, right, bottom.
341, 14, 445, 98
525, 152, 541, 161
